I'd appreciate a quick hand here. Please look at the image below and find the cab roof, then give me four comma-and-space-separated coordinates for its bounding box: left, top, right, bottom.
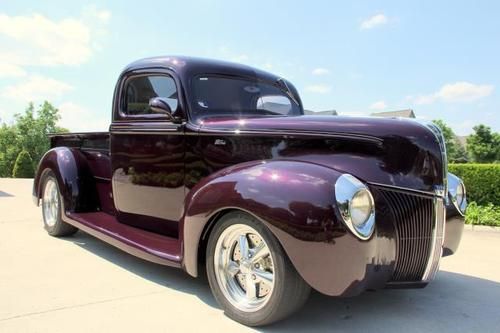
123, 55, 281, 83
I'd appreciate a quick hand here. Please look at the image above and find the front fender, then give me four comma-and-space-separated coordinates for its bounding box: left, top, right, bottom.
181, 160, 346, 275
33, 147, 98, 213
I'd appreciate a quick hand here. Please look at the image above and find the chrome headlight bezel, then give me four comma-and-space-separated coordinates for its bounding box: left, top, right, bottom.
334, 174, 376, 240
447, 172, 467, 215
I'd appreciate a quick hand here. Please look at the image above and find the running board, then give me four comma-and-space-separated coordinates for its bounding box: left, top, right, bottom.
63, 212, 182, 268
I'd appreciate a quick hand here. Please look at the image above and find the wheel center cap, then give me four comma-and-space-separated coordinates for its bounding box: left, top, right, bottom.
240, 260, 252, 274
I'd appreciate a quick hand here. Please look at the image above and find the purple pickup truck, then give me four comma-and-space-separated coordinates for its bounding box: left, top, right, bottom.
33, 56, 466, 326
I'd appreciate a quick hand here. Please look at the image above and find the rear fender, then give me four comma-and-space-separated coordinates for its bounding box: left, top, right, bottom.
181, 160, 346, 277
33, 147, 99, 213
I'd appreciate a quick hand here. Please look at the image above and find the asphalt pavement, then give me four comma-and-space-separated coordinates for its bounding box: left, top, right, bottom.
1, 178, 499, 332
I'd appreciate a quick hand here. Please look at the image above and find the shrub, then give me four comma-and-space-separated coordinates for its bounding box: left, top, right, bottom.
12, 150, 34, 178
465, 202, 500, 227
449, 164, 500, 206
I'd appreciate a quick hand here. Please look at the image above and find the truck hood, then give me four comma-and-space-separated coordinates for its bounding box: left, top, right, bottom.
199, 115, 446, 195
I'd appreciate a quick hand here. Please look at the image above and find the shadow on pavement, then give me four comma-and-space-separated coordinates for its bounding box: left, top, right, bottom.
66, 231, 500, 332
263, 271, 500, 332
65, 231, 218, 308
0, 191, 13, 197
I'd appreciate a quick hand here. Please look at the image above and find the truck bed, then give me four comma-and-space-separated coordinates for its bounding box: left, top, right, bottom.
50, 132, 110, 152
49, 132, 114, 214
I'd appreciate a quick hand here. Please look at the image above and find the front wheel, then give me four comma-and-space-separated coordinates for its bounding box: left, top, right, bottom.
41, 172, 78, 237
206, 212, 310, 326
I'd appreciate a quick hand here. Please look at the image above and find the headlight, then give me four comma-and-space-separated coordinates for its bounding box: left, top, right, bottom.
335, 174, 375, 240
447, 172, 467, 214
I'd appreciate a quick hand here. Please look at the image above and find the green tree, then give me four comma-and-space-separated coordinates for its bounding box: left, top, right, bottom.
0, 124, 20, 177
0, 101, 67, 177
12, 150, 34, 178
467, 125, 500, 163
432, 119, 468, 163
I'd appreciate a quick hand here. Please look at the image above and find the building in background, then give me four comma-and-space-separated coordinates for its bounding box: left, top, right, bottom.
370, 109, 416, 118
303, 109, 416, 118
304, 109, 338, 116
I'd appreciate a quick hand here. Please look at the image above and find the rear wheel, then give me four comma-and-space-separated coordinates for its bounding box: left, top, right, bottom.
42, 172, 78, 237
206, 212, 310, 326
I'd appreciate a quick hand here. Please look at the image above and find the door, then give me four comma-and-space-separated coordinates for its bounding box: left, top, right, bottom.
110, 71, 185, 237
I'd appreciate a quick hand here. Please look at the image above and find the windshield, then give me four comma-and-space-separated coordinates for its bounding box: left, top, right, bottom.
190, 75, 302, 122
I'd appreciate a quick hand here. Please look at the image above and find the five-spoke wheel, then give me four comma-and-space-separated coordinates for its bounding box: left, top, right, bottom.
206, 212, 310, 326
214, 224, 275, 312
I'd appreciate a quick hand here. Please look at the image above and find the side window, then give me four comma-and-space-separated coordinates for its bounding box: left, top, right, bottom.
122, 75, 178, 116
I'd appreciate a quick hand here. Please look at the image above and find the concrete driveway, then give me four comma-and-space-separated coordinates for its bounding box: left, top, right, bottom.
1, 178, 499, 332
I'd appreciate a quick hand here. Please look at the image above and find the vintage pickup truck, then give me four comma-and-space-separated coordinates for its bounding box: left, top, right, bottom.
33, 56, 466, 326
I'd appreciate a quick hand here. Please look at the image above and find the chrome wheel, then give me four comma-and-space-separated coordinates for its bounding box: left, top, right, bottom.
43, 178, 59, 227
214, 223, 275, 312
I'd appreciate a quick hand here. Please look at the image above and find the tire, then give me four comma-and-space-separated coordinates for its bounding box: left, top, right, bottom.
41, 171, 78, 237
206, 211, 310, 326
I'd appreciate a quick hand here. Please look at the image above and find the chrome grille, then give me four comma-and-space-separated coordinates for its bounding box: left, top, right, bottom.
379, 189, 445, 282
422, 198, 446, 281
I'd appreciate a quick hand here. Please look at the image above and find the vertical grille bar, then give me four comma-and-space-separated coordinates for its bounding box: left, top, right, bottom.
422, 198, 446, 281
379, 188, 440, 282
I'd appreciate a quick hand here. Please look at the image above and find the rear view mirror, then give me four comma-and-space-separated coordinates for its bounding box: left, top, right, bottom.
149, 97, 175, 120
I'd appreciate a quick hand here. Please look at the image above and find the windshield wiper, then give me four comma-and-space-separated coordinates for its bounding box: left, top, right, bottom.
276, 78, 300, 106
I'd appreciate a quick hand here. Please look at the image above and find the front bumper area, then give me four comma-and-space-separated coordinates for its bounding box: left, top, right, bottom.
277, 185, 457, 297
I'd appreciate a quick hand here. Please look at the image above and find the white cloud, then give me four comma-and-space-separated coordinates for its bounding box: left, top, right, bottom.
305, 84, 331, 94
369, 100, 387, 110
312, 68, 330, 76
0, 9, 110, 72
411, 81, 494, 105
1, 75, 73, 102
0, 14, 92, 66
437, 82, 494, 102
0, 63, 26, 78
360, 14, 388, 30
58, 102, 108, 132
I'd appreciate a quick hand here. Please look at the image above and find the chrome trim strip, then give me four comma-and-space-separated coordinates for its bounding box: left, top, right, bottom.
110, 123, 181, 135
109, 121, 383, 143
110, 126, 180, 131
111, 130, 178, 135
368, 182, 438, 198
422, 197, 446, 281
198, 128, 384, 143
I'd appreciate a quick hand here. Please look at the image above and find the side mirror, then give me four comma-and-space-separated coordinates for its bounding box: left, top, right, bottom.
149, 97, 174, 120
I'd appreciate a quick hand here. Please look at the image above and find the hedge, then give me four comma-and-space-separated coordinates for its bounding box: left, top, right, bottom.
449, 164, 500, 206
12, 150, 35, 178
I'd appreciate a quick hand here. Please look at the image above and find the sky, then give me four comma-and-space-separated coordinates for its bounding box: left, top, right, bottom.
0, 0, 499, 135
